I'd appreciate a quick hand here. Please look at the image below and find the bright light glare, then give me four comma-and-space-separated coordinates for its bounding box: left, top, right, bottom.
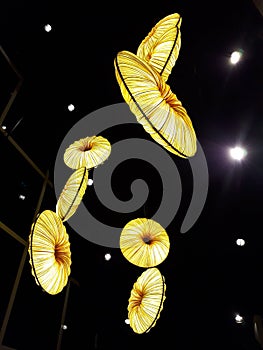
125, 318, 130, 324
61, 324, 67, 330
235, 314, 244, 323
88, 178, 93, 186
229, 146, 247, 161
44, 24, 52, 32
1, 125, 6, 130
68, 104, 75, 111
105, 253, 111, 261
236, 238, 245, 246
230, 50, 242, 64
19, 194, 26, 200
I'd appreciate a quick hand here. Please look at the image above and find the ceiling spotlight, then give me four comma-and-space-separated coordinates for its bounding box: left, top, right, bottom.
229, 146, 247, 161
88, 178, 93, 186
44, 24, 52, 32
230, 50, 243, 64
235, 314, 244, 324
125, 318, 130, 324
61, 324, 67, 330
1, 125, 6, 130
19, 194, 26, 200
68, 104, 75, 112
105, 253, 111, 261
236, 238, 245, 246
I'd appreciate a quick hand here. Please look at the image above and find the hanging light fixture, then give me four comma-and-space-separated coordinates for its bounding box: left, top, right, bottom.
63, 135, 111, 170
128, 267, 166, 334
120, 218, 170, 268
137, 13, 182, 82
28, 210, 72, 295
114, 50, 196, 158
56, 167, 88, 222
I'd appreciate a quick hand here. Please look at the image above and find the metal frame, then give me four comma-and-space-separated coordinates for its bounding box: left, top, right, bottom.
0, 47, 78, 349
0, 46, 23, 127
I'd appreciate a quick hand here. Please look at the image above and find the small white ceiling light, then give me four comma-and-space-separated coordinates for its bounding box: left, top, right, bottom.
229, 146, 247, 161
1, 125, 6, 130
236, 238, 245, 246
61, 324, 67, 330
88, 178, 93, 186
235, 314, 244, 324
44, 24, 52, 32
125, 318, 130, 324
68, 104, 75, 112
19, 194, 26, 200
104, 253, 111, 261
230, 50, 243, 64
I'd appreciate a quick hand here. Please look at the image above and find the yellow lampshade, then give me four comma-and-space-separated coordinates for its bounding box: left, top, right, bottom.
120, 218, 170, 268
64, 135, 111, 170
114, 50, 196, 158
28, 210, 71, 295
137, 13, 182, 82
56, 167, 88, 222
128, 267, 166, 334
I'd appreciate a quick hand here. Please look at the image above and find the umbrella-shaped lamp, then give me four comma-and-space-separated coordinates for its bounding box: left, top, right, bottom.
64, 135, 111, 170
114, 50, 196, 158
28, 210, 72, 295
56, 167, 88, 222
128, 267, 166, 334
120, 218, 170, 268
137, 13, 182, 82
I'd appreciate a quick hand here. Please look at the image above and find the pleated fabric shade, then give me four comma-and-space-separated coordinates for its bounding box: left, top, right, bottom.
28, 210, 71, 295
128, 267, 166, 334
137, 13, 182, 83
120, 218, 170, 268
64, 135, 111, 170
56, 167, 88, 222
114, 50, 197, 158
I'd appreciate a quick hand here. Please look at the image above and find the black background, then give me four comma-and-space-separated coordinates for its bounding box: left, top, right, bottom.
1, 0, 263, 349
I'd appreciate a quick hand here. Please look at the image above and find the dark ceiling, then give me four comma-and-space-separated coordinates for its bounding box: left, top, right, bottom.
1, 0, 263, 349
